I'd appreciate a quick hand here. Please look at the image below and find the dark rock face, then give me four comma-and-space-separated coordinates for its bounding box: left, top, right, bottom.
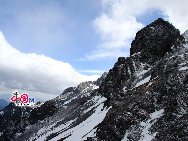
130, 18, 184, 64
99, 57, 134, 105
96, 51, 188, 140
0, 103, 32, 141
99, 18, 185, 106
93, 19, 188, 141
95, 72, 108, 86
28, 100, 58, 124
61, 87, 77, 95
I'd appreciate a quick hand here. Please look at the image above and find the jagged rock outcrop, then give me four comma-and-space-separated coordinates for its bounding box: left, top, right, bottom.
28, 100, 58, 124
0, 18, 187, 141
130, 18, 184, 64
0, 103, 32, 141
99, 18, 185, 106
182, 30, 188, 42
92, 18, 188, 141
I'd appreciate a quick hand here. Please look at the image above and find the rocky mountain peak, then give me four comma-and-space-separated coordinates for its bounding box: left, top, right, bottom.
183, 29, 188, 42
130, 18, 184, 64
98, 18, 185, 106
0, 19, 187, 141
95, 72, 108, 85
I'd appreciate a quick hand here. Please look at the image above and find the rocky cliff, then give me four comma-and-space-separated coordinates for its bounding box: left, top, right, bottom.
93, 18, 187, 141
0, 18, 187, 141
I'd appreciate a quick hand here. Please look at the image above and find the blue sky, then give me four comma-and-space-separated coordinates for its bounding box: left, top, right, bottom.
0, 0, 187, 101
0, 0, 164, 74
0, 0, 108, 74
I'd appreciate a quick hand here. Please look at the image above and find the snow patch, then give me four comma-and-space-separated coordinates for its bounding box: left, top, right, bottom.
122, 109, 164, 141
128, 67, 131, 76
139, 109, 164, 141
122, 132, 129, 141
51, 103, 111, 141
31, 118, 76, 141
179, 66, 188, 71
147, 82, 153, 87
137, 68, 151, 77
0, 111, 4, 116
135, 76, 151, 88
92, 85, 99, 90
63, 96, 78, 105
83, 96, 107, 114
16, 132, 22, 137
131, 52, 141, 57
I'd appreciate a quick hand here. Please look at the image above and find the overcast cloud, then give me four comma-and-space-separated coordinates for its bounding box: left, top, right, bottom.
0, 31, 99, 101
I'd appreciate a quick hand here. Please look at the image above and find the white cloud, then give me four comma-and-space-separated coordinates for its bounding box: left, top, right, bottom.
84, 48, 129, 61
0, 31, 99, 101
79, 69, 105, 74
85, 0, 188, 60
151, 0, 188, 33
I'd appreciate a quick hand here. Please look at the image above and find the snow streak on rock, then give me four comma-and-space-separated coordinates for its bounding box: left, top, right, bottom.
135, 75, 151, 88
51, 100, 111, 141
138, 109, 164, 141
122, 109, 164, 141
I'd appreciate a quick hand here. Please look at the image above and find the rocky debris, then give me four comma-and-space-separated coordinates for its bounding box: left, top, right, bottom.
28, 100, 58, 124
0, 103, 32, 141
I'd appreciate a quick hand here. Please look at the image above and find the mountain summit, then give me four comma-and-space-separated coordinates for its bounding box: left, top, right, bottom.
0, 18, 187, 141
99, 18, 185, 105
131, 18, 184, 64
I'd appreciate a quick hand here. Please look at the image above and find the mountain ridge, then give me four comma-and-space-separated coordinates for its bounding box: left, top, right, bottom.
0, 18, 187, 141
0, 99, 9, 110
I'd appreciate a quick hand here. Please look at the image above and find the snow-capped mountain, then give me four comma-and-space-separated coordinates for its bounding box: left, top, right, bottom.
0, 18, 187, 141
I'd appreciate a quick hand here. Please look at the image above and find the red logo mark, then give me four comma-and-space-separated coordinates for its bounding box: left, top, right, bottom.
20, 93, 28, 103
11, 92, 28, 104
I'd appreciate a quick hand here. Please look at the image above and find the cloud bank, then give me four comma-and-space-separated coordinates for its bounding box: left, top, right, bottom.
0, 31, 99, 101
86, 0, 188, 60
